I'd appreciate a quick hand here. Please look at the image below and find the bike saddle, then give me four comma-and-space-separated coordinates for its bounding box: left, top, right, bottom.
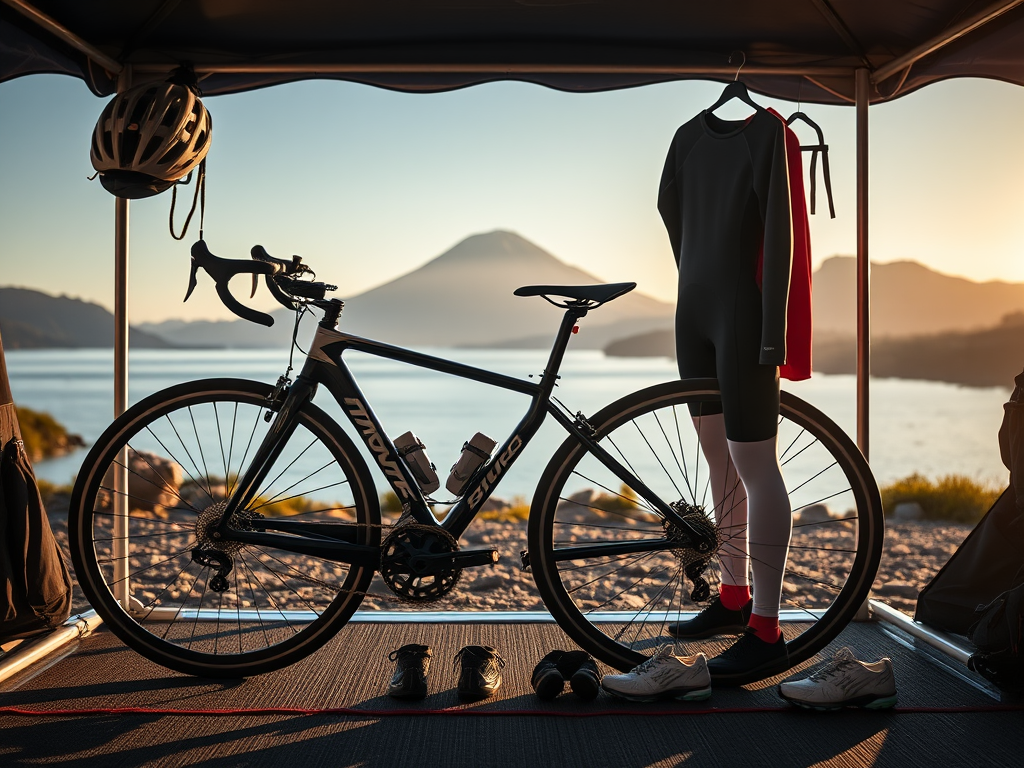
513, 282, 636, 308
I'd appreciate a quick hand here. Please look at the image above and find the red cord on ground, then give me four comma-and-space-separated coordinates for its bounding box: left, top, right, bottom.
2, 704, 1023, 718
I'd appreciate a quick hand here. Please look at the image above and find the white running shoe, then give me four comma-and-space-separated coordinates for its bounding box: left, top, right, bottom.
778, 647, 897, 711
601, 645, 711, 702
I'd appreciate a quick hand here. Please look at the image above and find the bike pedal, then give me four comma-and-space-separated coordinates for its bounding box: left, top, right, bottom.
520, 549, 530, 571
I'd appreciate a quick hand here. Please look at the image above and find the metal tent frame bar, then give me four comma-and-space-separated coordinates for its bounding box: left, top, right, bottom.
871, 0, 1024, 85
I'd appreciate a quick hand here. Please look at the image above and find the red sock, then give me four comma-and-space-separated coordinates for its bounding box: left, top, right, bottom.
747, 613, 781, 643
719, 584, 751, 612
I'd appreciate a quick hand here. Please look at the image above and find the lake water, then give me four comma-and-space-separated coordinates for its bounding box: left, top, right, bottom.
5, 348, 1012, 497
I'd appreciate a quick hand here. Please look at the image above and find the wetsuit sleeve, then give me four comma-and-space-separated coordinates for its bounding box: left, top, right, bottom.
756, 120, 793, 366
657, 134, 682, 265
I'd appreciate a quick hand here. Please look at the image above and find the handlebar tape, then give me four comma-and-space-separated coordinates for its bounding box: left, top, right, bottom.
185, 240, 277, 327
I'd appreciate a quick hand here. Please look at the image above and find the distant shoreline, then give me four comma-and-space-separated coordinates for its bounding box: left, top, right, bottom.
603, 318, 1024, 389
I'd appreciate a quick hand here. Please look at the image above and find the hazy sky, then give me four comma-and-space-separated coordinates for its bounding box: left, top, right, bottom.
1, 73, 1023, 323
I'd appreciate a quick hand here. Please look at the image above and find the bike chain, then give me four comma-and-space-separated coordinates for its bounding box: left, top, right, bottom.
243, 518, 467, 606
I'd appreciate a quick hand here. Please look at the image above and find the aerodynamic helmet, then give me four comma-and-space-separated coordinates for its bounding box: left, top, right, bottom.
90, 81, 212, 199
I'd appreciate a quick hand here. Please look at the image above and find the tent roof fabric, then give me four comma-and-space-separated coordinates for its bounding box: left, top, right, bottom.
3, 1, 1024, 102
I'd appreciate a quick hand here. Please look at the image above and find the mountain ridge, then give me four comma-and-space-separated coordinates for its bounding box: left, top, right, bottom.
0, 287, 178, 349
814, 256, 1024, 335
10, 237, 1024, 353
140, 230, 675, 349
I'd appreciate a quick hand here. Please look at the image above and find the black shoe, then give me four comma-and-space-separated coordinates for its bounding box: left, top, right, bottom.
455, 645, 505, 700
667, 595, 752, 639
387, 644, 432, 700
707, 629, 789, 681
558, 650, 600, 701
531, 650, 566, 701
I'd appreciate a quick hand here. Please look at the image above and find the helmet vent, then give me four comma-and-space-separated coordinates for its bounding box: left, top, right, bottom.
140, 137, 163, 163
161, 141, 188, 165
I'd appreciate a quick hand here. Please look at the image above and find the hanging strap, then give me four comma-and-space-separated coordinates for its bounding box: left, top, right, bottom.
169, 159, 207, 241
799, 143, 836, 219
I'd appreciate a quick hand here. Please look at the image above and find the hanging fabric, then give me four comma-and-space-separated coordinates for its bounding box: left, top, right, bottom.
0, 329, 73, 641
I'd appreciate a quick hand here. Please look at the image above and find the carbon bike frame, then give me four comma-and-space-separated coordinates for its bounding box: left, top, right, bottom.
210, 304, 697, 565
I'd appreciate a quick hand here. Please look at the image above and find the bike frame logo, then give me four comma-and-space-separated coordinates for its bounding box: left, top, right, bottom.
467, 435, 522, 510
344, 398, 414, 499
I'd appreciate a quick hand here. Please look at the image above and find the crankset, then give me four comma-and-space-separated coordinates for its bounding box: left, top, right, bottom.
665, 501, 719, 602
379, 524, 499, 603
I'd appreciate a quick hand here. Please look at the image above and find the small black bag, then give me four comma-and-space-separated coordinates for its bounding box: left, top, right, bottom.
967, 568, 1024, 693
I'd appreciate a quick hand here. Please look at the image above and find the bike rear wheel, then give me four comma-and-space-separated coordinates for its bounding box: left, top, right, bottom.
529, 379, 883, 685
70, 378, 380, 677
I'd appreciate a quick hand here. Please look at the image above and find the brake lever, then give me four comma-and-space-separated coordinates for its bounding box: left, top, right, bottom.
184, 258, 201, 303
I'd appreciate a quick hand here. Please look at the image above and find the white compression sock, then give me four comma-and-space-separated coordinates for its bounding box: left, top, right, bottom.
693, 414, 748, 587
727, 436, 792, 618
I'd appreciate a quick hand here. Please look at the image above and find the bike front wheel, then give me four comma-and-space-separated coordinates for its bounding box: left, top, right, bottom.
70, 378, 380, 677
528, 379, 883, 685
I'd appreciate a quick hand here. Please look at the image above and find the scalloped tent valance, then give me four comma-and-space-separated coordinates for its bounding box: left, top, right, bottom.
3, 1, 1024, 103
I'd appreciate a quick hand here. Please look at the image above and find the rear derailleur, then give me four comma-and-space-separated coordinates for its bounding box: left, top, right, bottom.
665, 501, 720, 602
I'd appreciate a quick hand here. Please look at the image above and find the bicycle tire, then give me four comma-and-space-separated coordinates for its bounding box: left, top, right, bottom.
528, 379, 883, 686
70, 378, 380, 677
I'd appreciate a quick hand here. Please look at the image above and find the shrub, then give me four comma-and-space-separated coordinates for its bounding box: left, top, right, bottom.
880, 473, 1000, 524
381, 491, 403, 514
36, 478, 74, 505
16, 406, 84, 462
478, 495, 531, 521
595, 484, 640, 513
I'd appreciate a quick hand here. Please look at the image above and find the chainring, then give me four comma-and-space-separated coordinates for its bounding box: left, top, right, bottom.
379, 523, 462, 603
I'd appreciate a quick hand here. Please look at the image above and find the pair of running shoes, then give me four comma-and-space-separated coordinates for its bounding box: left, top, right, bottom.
602, 597, 897, 709
602, 643, 897, 710
387, 643, 505, 701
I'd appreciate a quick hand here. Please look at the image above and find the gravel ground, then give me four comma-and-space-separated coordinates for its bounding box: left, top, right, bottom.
46, 493, 970, 619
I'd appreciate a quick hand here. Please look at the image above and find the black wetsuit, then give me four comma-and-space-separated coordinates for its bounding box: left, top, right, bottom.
658, 109, 793, 442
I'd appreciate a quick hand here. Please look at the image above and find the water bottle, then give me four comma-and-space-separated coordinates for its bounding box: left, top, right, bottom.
446, 432, 497, 496
394, 432, 440, 493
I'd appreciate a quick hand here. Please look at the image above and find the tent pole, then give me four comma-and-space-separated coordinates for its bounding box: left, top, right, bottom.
111, 68, 131, 611
855, 68, 870, 461
854, 67, 871, 621
112, 197, 130, 610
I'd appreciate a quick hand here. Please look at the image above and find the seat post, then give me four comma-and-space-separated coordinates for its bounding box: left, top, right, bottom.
540, 305, 588, 386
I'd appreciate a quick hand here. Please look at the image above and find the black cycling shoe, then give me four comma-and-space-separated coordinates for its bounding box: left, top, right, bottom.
387, 643, 432, 700
557, 650, 600, 701
667, 595, 752, 639
455, 645, 506, 700
531, 650, 566, 701
707, 629, 789, 681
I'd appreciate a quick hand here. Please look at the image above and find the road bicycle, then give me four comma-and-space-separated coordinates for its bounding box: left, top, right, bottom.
69, 241, 883, 684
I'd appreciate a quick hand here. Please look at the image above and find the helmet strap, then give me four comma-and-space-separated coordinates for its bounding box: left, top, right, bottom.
169, 158, 206, 241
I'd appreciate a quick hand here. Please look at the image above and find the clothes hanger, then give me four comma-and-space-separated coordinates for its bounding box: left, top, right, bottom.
706, 51, 762, 114
785, 110, 836, 218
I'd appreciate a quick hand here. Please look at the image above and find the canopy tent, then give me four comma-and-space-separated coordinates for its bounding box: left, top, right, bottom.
4, 0, 1024, 459
4, 0, 1024, 104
